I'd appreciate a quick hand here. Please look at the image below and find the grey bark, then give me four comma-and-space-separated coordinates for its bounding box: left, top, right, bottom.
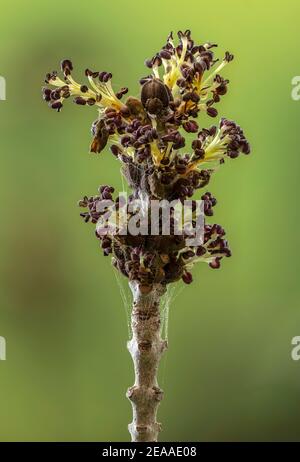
127, 280, 167, 442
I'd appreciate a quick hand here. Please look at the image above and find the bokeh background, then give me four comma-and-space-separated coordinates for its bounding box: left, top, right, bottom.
1, 0, 300, 442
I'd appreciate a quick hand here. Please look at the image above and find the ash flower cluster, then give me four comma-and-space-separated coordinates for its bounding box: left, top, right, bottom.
42, 30, 250, 286
77, 187, 229, 285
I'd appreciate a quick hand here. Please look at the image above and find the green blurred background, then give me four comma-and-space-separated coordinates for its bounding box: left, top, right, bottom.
1, 0, 300, 442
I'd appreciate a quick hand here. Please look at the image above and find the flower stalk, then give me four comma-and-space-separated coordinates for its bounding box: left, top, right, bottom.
42, 29, 250, 441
